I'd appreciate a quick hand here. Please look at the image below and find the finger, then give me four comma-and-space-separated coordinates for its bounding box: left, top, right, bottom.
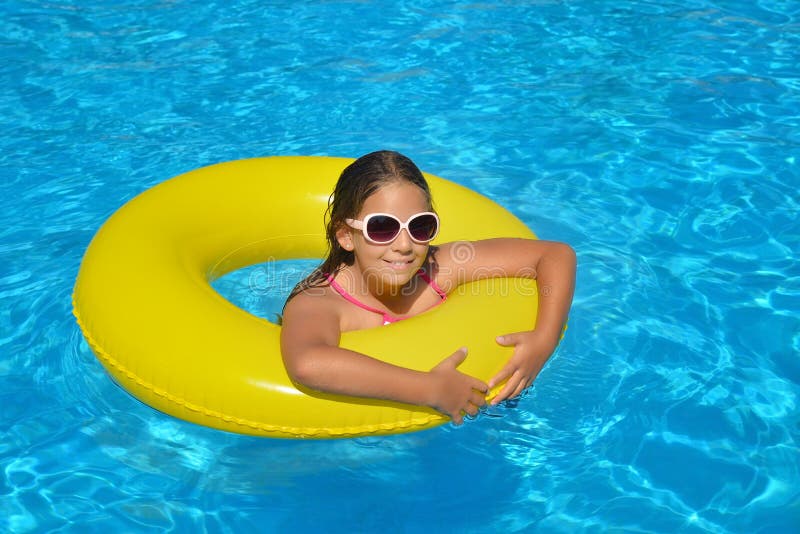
495, 332, 522, 347
491, 383, 512, 405
435, 347, 467, 372
491, 372, 522, 405
470, 390, 487, 407
488, 364, 514, 389
510, 378, 528, 399
447, 347, 469, 367
471, 377, 489, 394
520, 372, 536, 393
465, 403, 479, 417
451, 411, 464, 425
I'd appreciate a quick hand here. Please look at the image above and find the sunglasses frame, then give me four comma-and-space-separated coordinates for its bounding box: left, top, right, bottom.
345, 211, 440, 245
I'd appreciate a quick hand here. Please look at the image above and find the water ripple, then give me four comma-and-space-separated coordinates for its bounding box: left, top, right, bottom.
2, 0, 799, 531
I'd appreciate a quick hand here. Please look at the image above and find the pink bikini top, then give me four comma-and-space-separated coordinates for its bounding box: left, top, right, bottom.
326, 270, 447, 325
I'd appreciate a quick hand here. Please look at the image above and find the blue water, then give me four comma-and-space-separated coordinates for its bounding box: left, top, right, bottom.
2, 0, 798, 532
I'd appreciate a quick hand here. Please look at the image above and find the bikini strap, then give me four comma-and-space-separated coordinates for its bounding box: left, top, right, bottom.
326, 274, 398, 324
325, 270, 446, 325
418, 270, 447, 300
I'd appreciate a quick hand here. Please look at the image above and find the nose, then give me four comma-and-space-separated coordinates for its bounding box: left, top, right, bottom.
391, 228, 414, 252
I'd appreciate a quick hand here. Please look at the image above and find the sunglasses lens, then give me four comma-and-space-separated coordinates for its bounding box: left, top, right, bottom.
366, 215, 401, 243
408, 214, 438, 242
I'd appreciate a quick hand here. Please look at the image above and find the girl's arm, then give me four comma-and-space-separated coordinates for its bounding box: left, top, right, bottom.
436, 238, 576, 404
280, 294, 488, 424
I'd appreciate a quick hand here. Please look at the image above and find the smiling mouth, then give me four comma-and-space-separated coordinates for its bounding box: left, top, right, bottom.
384, 259, 414, 269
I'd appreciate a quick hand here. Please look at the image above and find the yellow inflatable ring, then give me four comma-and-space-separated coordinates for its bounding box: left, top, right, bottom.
73, 157, 539, 438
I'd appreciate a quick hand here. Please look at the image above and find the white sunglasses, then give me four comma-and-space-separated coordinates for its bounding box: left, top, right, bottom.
345, 212, 440, 244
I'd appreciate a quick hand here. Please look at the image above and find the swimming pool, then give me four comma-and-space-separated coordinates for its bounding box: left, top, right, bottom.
2, 0, 798, 531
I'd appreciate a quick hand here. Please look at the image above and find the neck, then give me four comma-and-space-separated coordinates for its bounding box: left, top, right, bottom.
337, 264, 422, 308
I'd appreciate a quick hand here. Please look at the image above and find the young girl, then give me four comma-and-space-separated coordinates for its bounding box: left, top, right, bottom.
281, 150, 576, 425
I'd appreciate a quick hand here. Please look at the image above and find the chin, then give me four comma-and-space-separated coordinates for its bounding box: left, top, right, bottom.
375, 268, 416, 291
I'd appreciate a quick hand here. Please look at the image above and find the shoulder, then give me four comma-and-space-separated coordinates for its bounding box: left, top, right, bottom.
281, 284, 343, 345
283, 284, 339, 323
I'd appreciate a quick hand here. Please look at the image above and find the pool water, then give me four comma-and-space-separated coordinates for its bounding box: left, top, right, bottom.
2, 0, 798, 532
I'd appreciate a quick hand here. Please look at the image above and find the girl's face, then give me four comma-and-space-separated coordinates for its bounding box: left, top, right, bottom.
337, 181, 432, 292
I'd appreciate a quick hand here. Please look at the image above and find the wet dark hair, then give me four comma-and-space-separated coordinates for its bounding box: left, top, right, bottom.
286, 150, 433, 302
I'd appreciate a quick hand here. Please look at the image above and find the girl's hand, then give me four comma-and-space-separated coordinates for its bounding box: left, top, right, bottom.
488, 330, 558, 405
426, 348, 488, 424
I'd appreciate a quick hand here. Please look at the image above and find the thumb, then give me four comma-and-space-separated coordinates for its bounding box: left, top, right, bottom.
446, 346, 469, 368
495, 333, 520, 347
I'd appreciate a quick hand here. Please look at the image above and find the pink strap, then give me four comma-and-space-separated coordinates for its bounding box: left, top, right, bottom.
326, 270, 446, 325
418, 270, 447, 299
327, 275, 397, 324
